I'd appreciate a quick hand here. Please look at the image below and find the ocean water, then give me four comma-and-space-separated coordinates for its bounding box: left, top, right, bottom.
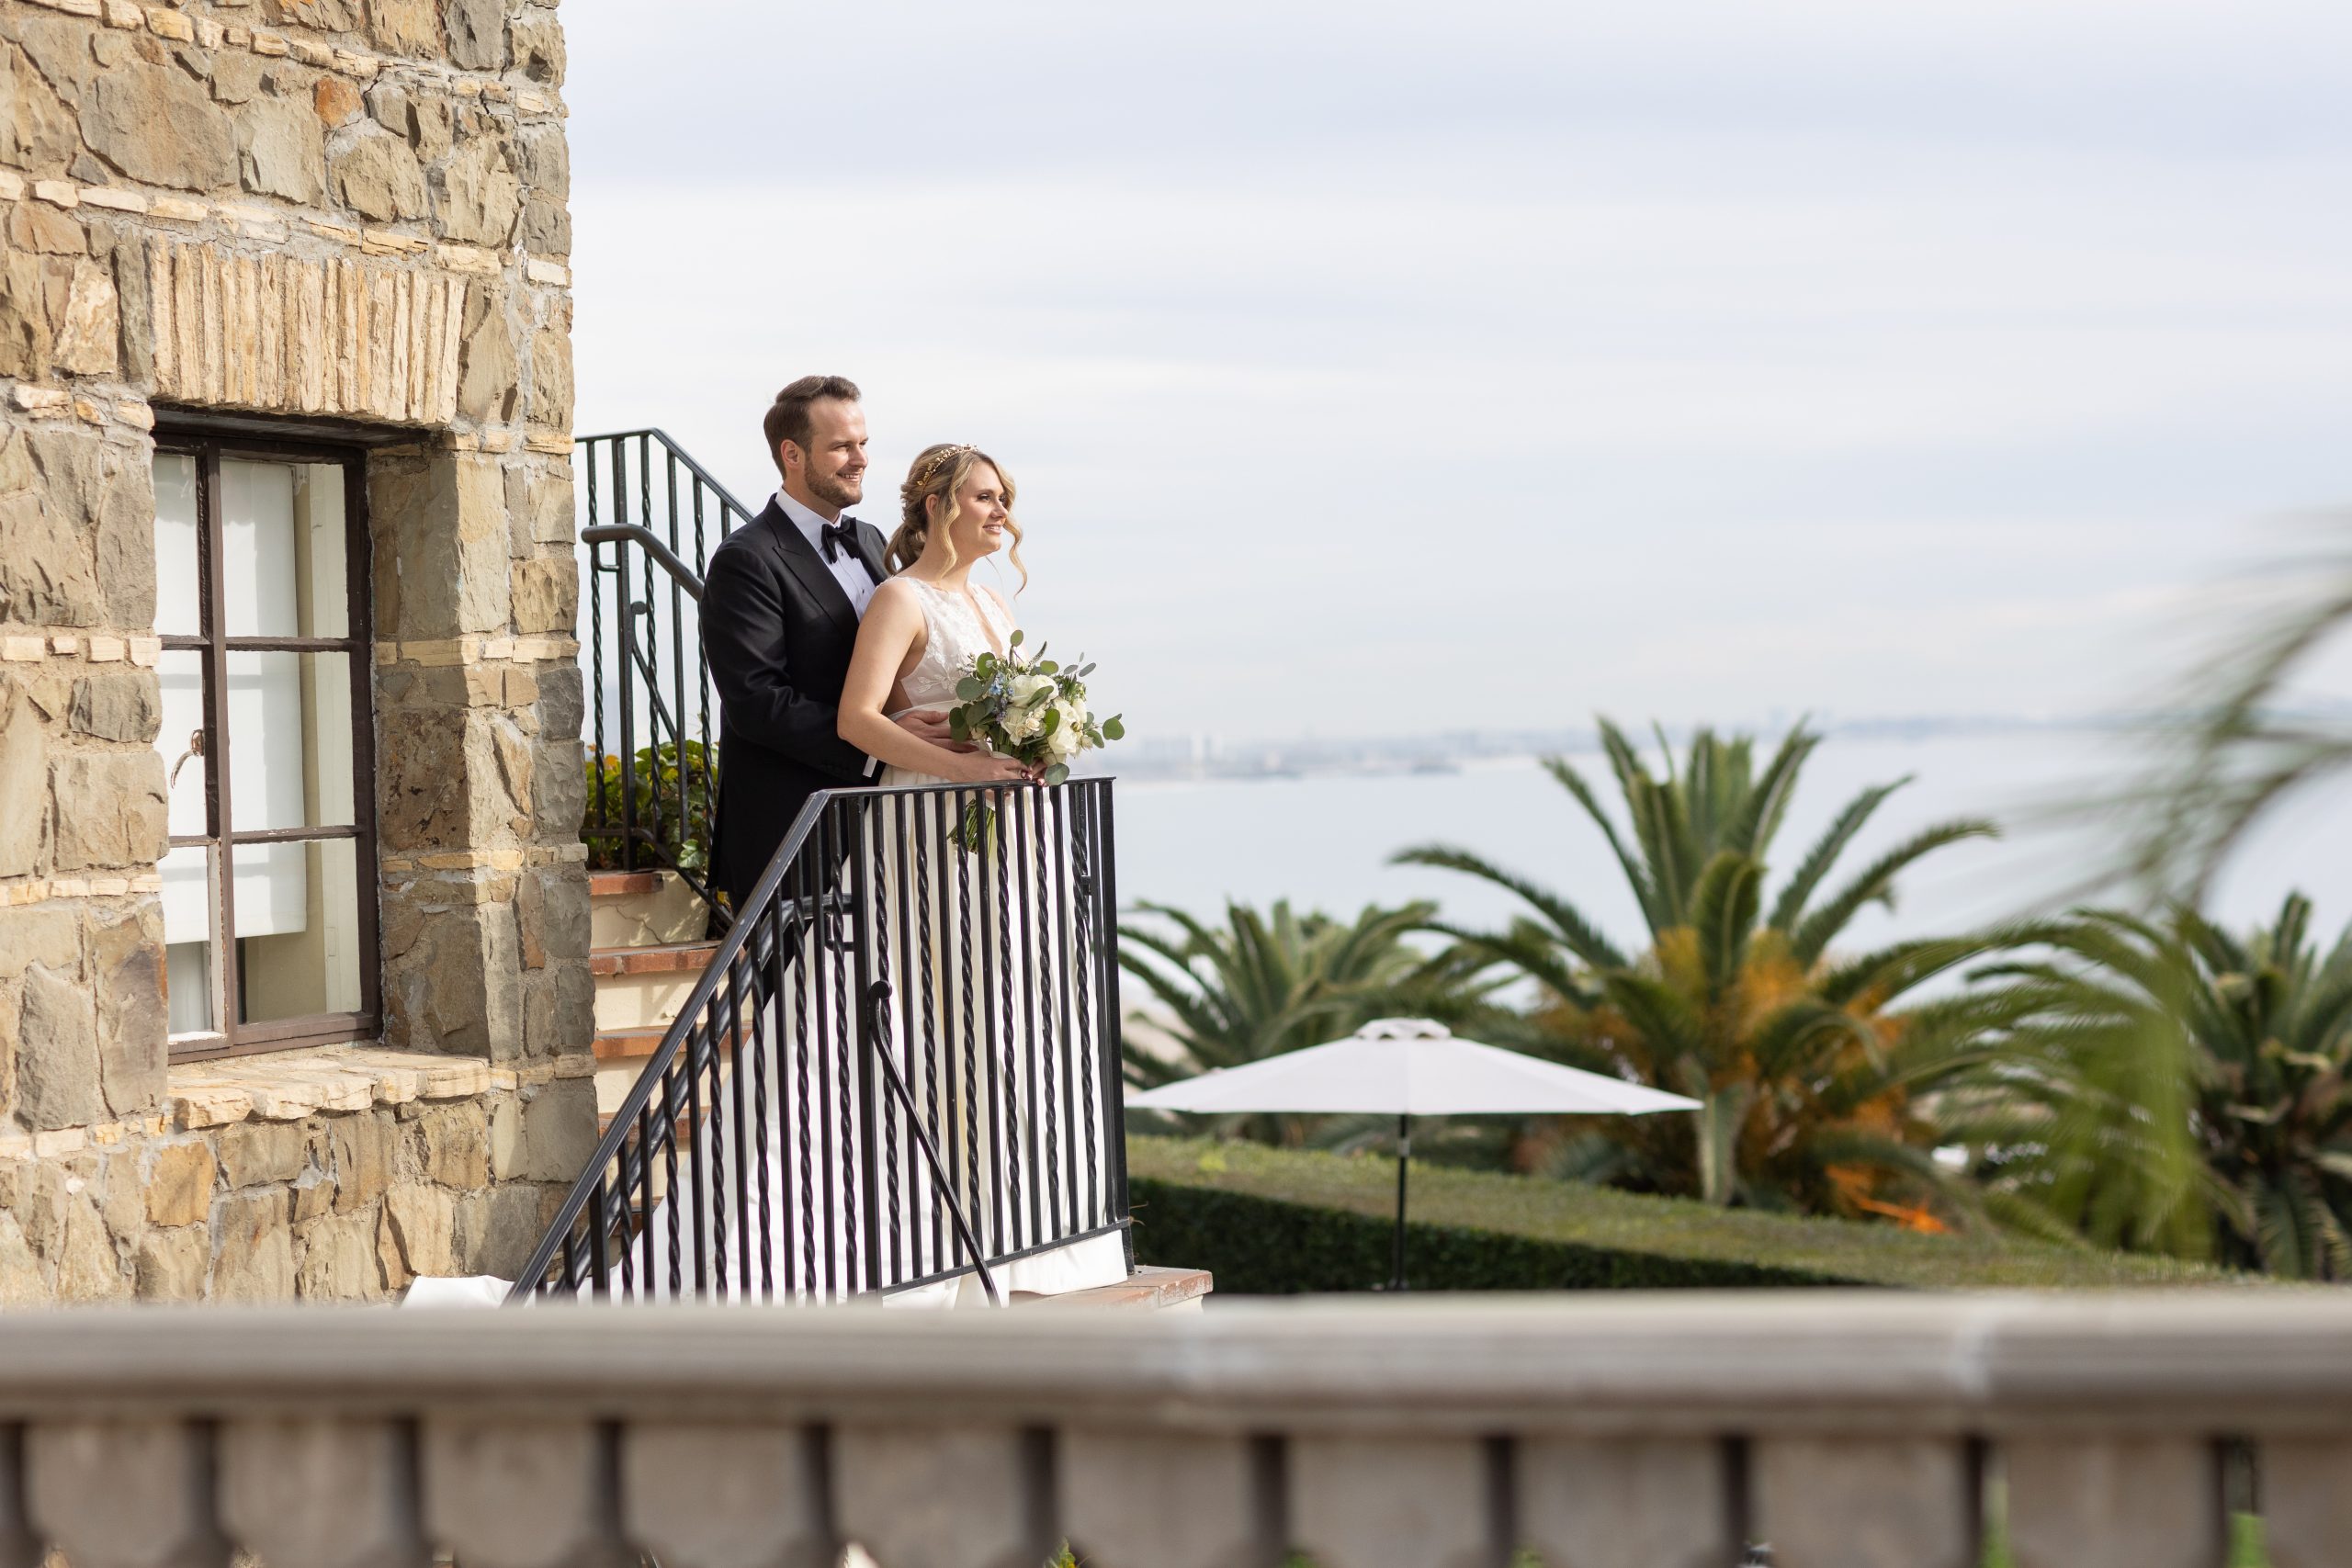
1110, 729, 2352, 955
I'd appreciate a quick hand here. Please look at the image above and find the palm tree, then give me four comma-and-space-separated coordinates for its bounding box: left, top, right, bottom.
2120, 521, 2352, 904
1396, 718, 2016, 1218
1120, 899, 1481, 1146
1960, 895, 2352, 1277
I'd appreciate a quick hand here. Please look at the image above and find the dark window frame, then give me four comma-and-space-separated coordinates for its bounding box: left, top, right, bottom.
154, 427, 381, 1063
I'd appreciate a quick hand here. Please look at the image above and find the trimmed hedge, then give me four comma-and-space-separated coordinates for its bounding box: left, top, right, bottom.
1126, 1136, 2244, 1292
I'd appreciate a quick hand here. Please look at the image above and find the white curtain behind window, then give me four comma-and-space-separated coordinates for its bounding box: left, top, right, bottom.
221, 460, 308, 938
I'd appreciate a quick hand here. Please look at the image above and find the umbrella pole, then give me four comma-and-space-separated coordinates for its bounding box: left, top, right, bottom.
1391, 1113, 1410, 1292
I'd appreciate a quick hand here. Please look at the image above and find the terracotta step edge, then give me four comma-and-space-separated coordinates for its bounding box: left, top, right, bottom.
593, 1027, 667, 1061
589, 942, 719, 977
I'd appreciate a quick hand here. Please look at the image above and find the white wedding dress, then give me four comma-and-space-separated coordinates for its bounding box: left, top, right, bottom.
645, 578, 1128, 1307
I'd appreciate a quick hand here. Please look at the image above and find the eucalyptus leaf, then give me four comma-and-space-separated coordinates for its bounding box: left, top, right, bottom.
1045, 763, 1069, 785
956, 676, 985, 700
1009, 628, 1024, 647
1102, 716, 1125, 740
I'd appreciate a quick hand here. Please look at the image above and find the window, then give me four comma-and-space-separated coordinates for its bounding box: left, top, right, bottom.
152, 436, 378, 1060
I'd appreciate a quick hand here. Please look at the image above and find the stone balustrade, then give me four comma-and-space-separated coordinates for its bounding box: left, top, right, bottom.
0, 1292, 2345, 1567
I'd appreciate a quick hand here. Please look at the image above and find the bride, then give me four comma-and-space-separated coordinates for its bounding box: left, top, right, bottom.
831, 443, 1131, 1303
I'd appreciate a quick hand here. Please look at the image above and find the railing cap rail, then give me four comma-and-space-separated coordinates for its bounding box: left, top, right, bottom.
4, 1294, 2348, 1431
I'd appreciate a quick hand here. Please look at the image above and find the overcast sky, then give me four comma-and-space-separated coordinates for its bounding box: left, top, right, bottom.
560, 0, 2352, 743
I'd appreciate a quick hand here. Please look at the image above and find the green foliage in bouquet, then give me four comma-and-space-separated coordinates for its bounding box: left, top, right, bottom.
582, 739, 716, 874
946, 629, 1124, 787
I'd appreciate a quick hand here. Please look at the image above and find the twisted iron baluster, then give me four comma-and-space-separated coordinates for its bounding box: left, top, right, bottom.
868, 799, 901, 1281
662, 1065, 682, 1297
1072, 790, 1101, 1219
797, 890, 816, 1295
956, 795, 983, 1249
831, 863, 859, 1294
755, 904, 775, 1297
916, 793, 944, 1270
615, 1133, 634, 1297
707, 1017, 728, 1297
1033, 791, 1062, 1234
994, 799, 1023, 1240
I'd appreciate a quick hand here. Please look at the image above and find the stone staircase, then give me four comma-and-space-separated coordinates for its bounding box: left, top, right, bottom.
587, 870, 716, 1127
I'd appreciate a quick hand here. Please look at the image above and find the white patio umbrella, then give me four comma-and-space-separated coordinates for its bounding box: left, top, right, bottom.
1129, 1018, 1699, 1290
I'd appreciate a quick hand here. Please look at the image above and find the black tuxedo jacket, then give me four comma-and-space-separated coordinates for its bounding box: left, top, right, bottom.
702, 499, 890, 911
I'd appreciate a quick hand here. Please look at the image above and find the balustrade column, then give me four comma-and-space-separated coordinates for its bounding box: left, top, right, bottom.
619, 1422, 833, 1568
1516, 1436, 1732, 1568
2001, 1437, 2221, 1568
26, 1419, 227, 1568
831, 1424, 1051, 1568
1752, 1436, 1976, 1568
1287, 1435, 1499, 1568
219, 1417, 426, 1568
420, 1417, 630, 1568
1059, 1430, 1274, 1568
2256, 1438, 2352, 1568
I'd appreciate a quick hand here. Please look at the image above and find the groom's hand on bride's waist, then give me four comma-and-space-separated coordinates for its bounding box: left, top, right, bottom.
890, 709, 969, 749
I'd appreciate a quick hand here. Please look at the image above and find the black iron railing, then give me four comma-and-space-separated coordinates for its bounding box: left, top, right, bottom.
514, 778, 1133, 1303
579, 430, 753, 913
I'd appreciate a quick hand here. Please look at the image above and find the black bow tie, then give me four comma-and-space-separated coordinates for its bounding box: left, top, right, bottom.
820, 519, 862, 564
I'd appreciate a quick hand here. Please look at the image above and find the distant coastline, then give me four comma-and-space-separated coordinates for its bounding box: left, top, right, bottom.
1091, 712, 2196, 786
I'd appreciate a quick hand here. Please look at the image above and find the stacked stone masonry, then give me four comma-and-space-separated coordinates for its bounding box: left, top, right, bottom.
0, 1044, 596, 1302
0, 0, 590, 1302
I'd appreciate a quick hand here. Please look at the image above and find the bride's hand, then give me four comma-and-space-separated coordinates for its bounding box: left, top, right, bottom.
940, 749, 1035, 785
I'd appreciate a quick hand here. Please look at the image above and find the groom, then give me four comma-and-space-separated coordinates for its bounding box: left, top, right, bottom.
702, 376, 954, 914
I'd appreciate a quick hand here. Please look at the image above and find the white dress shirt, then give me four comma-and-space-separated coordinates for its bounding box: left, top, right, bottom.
775, 488, 879, 620
775, 490, 885, 778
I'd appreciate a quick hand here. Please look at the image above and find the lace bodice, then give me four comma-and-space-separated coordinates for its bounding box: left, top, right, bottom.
899, 577, 1019, 709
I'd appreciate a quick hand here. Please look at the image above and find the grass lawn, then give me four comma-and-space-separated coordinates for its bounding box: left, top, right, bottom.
1127, 1134, 2246, 1290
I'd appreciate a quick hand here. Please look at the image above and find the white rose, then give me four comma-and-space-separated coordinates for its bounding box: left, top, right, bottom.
1001, 704, 1042, 744
1010, 673, 1053, 706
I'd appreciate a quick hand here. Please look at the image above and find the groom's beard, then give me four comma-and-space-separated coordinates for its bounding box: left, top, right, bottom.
808, 469, 864, 511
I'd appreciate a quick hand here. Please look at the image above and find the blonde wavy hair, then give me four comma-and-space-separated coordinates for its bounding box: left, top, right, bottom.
886, 443, 1027, 590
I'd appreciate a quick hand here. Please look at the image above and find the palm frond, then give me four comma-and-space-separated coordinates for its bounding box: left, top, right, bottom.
1789, 818, 1999, 966
1766, 776, 1911, 933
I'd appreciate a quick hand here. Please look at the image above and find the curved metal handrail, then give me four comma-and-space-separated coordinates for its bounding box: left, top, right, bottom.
582, 428, 761, 525
582, 524, 704, 601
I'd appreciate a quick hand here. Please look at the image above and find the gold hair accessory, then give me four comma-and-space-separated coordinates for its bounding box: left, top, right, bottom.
910, 444, 972, 486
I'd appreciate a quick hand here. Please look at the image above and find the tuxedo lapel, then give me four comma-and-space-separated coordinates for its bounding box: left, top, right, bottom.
756, 501, 859, 637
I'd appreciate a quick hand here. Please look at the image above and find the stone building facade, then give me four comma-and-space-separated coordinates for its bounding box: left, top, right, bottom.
0, 0, 594, 1302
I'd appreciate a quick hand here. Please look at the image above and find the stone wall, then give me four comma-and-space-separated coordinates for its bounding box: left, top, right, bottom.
0, 0, 592, 1302
0, 1045, 594, 1303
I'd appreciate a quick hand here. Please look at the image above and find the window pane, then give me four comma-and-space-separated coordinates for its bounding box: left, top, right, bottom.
161, 844, 217, 1036
226, 650, 356, 831
153, 453, 202, 637
220, 459, 349, 640
154, 649, 209, 838
235, 838, 364, 1023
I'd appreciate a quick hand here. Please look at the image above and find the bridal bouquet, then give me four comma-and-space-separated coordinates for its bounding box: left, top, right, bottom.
947, 630, 1124, 787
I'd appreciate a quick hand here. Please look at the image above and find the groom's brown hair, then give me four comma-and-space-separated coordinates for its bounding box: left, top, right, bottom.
763, 375, 862, 476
